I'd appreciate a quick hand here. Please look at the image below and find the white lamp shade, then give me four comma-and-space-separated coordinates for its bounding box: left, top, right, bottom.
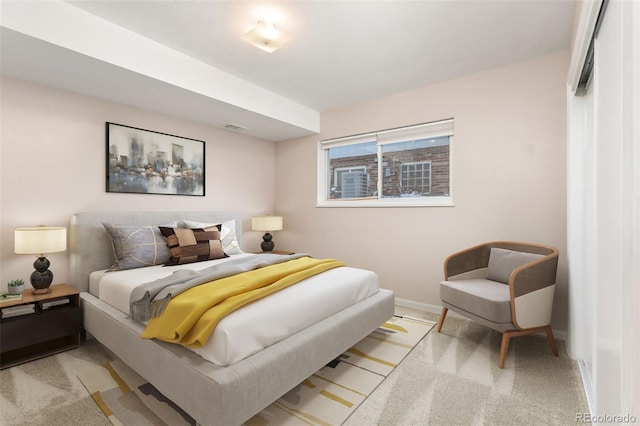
251, 216, 283, 232
15, 226, 67, 255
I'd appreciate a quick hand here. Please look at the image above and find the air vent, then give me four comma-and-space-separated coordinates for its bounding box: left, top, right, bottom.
223, 123, 248, 131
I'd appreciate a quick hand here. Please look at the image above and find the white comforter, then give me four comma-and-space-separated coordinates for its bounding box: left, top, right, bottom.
90, 254, 379, 366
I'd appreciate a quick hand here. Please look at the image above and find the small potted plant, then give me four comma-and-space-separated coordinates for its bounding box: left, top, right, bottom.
8, 279, 25, 295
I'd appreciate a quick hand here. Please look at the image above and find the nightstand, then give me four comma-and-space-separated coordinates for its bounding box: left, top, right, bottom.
0, 283, 82, 369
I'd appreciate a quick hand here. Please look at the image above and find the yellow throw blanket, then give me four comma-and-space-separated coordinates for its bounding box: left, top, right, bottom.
141, 256, 345, 348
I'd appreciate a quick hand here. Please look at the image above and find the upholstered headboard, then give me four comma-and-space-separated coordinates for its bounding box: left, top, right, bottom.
69, 211, 244, 292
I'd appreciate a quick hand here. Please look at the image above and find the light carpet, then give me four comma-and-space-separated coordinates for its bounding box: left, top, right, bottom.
75, 316, 435, 426
343, 309, 590, 426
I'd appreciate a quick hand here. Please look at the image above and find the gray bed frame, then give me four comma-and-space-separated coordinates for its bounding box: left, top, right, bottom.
69, 211, 395, 426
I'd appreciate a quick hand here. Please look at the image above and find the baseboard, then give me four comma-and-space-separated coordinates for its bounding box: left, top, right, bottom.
394, 297, 443, 315
394, 297, 568, 341
553, 328, 568, 342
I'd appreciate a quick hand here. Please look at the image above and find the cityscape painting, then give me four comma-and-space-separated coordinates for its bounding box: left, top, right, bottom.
106, 122, 205, 196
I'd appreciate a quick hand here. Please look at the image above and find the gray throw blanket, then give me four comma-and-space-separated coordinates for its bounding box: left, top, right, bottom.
129, 253, 310, 322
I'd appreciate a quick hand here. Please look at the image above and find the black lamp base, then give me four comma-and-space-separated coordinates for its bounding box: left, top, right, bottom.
261, 232, 275, 252
30, 256, 53, 294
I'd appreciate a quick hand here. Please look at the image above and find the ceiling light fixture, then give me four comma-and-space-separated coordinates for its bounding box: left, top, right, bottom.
243, 20, 288, 53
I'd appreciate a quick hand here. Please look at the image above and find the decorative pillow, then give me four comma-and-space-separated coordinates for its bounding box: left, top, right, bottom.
486, 247, 544, 284
159, 225, 228, 266
182, 219, 243, 255
103, 223, 175, 271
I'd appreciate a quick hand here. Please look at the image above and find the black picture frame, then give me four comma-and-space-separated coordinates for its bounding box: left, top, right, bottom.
106, 122, 205, 196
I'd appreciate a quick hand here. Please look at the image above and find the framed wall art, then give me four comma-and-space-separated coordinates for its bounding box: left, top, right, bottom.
106, 122, 205, 196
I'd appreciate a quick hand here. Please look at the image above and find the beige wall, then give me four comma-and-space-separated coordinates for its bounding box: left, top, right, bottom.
0, 76, 275, 289
275, 51, 570, 331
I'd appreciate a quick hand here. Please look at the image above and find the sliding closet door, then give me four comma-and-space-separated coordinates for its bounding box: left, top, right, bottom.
567, 0, 639, 418
566, 80, 595, 393
592, 0, 625, 415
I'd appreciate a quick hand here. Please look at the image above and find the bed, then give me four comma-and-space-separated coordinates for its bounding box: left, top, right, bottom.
69, 211, 395, 425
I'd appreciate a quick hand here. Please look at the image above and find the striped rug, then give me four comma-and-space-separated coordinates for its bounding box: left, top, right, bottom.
77, 316, 435, 426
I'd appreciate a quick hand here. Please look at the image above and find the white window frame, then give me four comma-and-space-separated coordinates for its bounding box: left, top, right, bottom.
317, 118, 454, 207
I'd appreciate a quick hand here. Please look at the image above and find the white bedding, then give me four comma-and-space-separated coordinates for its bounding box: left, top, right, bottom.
89, 253, 379, 366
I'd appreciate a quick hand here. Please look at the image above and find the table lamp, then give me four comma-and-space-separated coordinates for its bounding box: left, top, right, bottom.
251, 216, 283, 252
15, 226, 67, 294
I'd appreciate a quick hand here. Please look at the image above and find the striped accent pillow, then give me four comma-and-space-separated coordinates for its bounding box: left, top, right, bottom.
159, 225, 228, 266
182, 219, 243, 255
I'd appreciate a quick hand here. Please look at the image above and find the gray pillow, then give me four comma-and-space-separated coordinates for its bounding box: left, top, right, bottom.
103, 223, 176, 271
486, 247, 544, 284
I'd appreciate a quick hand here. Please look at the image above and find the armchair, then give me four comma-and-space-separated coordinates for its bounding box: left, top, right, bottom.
437, 241, 559, 368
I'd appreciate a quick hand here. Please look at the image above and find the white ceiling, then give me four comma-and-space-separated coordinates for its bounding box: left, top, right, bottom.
1, 0, 575, 141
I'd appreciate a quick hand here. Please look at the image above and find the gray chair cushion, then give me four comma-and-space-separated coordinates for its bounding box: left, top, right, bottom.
486, 248, 544, 284
440, 279, 512, 325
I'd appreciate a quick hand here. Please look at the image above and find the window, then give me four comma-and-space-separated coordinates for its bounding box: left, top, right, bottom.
400, 161, 431, 195
318, 118, 453, 207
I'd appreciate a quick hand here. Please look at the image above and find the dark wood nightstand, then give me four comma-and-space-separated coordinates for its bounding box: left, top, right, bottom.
0, 283, 82, 369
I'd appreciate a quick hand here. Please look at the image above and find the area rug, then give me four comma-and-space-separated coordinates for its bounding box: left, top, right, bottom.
77, 316, 435, 426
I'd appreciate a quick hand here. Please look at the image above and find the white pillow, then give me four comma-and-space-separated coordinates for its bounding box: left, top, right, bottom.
182, 219, 243, 255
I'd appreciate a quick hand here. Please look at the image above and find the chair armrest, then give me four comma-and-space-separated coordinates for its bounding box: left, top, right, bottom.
444, 243, 492, 279
510, 250, 558, 329
510, 251, 559, 298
